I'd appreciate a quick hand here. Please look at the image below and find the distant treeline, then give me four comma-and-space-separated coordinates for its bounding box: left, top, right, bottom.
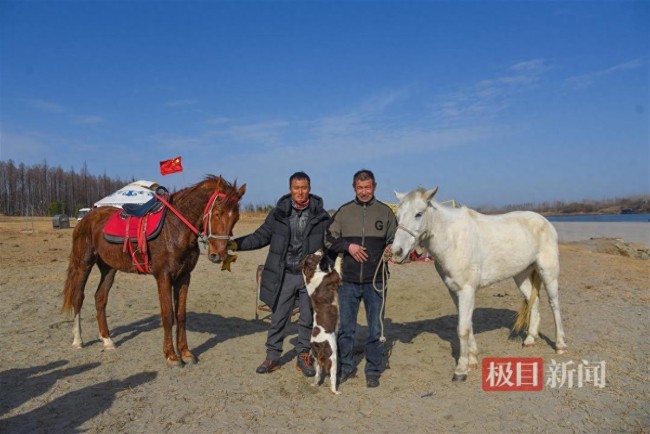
0, 160, 133, 216
477, 194, 650, 216
0, 159, 275, 217
2, 160, 648, 217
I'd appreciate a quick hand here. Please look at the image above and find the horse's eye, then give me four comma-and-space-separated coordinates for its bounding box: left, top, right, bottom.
415, 212, 423, 218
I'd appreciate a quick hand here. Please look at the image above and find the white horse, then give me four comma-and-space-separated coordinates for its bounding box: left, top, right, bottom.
391, 187, 567, 381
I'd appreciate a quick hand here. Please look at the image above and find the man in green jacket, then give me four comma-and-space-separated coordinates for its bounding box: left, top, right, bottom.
230, 172, 330, 376
326, 169, 397, 388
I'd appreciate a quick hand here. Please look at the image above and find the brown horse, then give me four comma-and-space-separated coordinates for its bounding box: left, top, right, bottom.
62, 175, 246, 366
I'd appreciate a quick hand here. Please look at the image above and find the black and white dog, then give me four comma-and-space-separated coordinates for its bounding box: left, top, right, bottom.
300, 250, 343, 394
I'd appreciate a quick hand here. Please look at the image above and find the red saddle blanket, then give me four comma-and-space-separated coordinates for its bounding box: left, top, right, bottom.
103, 208, 166, 244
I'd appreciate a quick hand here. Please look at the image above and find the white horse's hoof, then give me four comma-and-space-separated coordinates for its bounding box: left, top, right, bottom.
102, 342, 116, 350
71, 342, 83, 349
100, 337, 116, 350
452, 374, 467, 382
556, 347, 568, 355
524, 343, 535, 349
332, 390, 341, 395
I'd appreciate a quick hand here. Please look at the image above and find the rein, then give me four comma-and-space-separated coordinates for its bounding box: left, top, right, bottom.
372, 250, 393, 367
154, 191, 231, 245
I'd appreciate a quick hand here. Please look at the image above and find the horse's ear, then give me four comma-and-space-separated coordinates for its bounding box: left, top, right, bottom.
238, 184, 247, 198
425, 187, 439, 202
394, 190, 405, 202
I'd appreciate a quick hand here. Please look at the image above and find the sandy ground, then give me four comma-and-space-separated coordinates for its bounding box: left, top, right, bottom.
0, 215, 648, 433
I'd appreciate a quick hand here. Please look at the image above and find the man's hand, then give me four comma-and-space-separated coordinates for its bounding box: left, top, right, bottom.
348, 243, 368, 263
227, 240, 238, 252
383, 244, 393, 262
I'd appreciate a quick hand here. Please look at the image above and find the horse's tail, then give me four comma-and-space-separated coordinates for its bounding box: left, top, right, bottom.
62, 223, 94, 317
513, 270, 541, 334
62, 262, 79, 317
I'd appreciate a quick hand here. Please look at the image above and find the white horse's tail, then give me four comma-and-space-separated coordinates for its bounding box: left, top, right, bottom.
513, 270, 541, 334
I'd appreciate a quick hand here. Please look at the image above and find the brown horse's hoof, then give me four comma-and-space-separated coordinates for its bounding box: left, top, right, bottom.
166, 357, 182, 368
182, 354, 197, 365
452, 374, 467, 382
71, 342, 83, 349
523, 343, 535, 349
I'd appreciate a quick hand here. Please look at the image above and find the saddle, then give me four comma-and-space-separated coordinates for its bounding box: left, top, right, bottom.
103, 186, 169, 273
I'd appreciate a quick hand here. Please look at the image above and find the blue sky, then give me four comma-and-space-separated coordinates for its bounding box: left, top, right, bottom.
1, 1, 648, 209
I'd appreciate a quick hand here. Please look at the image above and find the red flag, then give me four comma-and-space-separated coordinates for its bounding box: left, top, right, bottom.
160, 156, 183, 176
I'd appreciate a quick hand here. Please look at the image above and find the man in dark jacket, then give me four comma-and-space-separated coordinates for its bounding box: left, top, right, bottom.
229, 172, 330, 376
325, 169, 396, 388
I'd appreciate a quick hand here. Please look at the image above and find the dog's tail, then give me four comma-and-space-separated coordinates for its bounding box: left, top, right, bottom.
333, 253, 343, 276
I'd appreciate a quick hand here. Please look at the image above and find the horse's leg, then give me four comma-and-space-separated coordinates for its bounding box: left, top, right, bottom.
514, 270, 541, 347
173, 273, 196, 364
539, 269, 568, 354
447, 288, 477, 370
156, 274, 180, 366
95, 260, 117, 350
452, 287, 475, 382
468, 324, 478, 371
537, 239, 568, 353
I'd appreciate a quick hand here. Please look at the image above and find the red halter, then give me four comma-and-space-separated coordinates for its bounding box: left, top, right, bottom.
154, 191, 230, 244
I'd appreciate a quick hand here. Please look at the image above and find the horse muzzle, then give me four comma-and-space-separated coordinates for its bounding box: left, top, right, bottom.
208, 253, 223, 264
390, 246, 408, 264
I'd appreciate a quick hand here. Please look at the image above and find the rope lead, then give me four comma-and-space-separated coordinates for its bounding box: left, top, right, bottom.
372, 251, 391, 343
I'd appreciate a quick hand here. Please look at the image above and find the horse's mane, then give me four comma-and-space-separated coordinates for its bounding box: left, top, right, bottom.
171, 175, 240, 208
404, 187, 431, 202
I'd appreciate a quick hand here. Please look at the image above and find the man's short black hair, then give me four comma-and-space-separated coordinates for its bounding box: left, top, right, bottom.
352, 169, 375, 186
289, 171, 311, 186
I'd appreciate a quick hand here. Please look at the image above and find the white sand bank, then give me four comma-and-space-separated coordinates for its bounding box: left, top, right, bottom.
551, 221, 650, 246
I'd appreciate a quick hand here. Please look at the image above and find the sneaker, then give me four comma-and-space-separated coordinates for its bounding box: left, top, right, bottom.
296, 352, 316, 377
338, 368, 357, 385
256, 359, 281, 374
366, 375, 380, 388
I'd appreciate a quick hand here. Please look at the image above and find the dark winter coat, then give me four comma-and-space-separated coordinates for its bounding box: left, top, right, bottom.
234, 194, 330, 308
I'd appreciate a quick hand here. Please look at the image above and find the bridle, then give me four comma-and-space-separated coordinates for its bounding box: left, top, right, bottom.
396, 200, 434, 242
397, 223, 419, 240
154, 190, 233, 245
200, 191, 233, 243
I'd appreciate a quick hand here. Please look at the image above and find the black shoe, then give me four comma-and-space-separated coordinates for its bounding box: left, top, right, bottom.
366, 375, 380, 388
296, 352, 316, 377
256, 359, 280, 374
338, 368, 357, 385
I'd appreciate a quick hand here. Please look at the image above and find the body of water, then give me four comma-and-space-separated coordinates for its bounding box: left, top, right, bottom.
547, 213, 650, 223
